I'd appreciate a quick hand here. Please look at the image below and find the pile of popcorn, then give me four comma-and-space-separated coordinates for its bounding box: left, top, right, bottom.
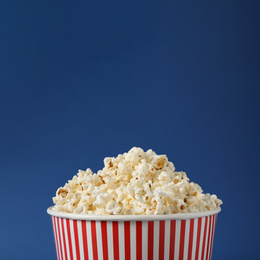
52, 147, 223, 215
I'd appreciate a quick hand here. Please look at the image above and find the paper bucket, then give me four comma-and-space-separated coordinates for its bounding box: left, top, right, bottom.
47, 206, 221, 260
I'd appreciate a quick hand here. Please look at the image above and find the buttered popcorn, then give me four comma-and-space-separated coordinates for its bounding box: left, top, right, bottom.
52, 147, 223, 215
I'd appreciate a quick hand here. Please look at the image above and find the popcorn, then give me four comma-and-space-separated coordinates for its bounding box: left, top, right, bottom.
52, 147, 223, 215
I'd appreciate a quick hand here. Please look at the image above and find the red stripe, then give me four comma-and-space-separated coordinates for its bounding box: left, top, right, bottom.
179, 220, 186, 260
81, 221, 89, 260
73, 220, 80, 259
52, 217, 59, 260
66, 219, 73, 259
113, 222, 119, 260
56, 217, 64, 260
169, 220, 176, 260
124, 221, 131, 260
201, 216, 209, 260
136, 221, 142, 260
159, 221, 165, 260
91, 221, 98, 260
209, 215, 217, 260
206, 215, 213, 260
101, 221, 108, 260
55, 217, 61, 260
195, 217, 202, 260
187, 219, 194, 260
148, 221, 154, 260
61, 219, 68, 260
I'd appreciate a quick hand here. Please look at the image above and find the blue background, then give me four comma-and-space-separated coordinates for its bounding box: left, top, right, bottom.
1, 1, 259, 259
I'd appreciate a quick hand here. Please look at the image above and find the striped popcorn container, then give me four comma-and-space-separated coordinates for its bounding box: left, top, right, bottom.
47, 207, 221, 260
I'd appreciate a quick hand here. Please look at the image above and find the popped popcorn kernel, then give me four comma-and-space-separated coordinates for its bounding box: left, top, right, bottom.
52, 147, 223, 215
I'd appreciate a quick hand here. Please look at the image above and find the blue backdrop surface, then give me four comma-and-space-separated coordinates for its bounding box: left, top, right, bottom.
0, 1, 259, 259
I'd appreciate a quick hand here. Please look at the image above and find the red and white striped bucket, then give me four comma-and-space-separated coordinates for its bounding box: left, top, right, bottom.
47, 207, 221, 260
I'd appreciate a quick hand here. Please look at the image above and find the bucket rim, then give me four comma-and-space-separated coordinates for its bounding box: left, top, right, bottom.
47, 206, 221, 221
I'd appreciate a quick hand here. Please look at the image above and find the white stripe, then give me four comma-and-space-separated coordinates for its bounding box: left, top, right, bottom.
119, 221, 125, 260
198, 217, 205, 260
153, 221, 159, 260
86, 221, 93, 260
55, 217, 62, 260
95, 221, 103, 260
106, 222, 114, 260
191, 218, 198, 260
142, 221, 148, 260
183, 219, 190, 260
59, 217, 65, 260
63, 219, 70, 260
164, 220, 171, 260
77, 220, 85, 259
69, 219, 77, 259
130, 221, 136, 260
174, 220, 181, 259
